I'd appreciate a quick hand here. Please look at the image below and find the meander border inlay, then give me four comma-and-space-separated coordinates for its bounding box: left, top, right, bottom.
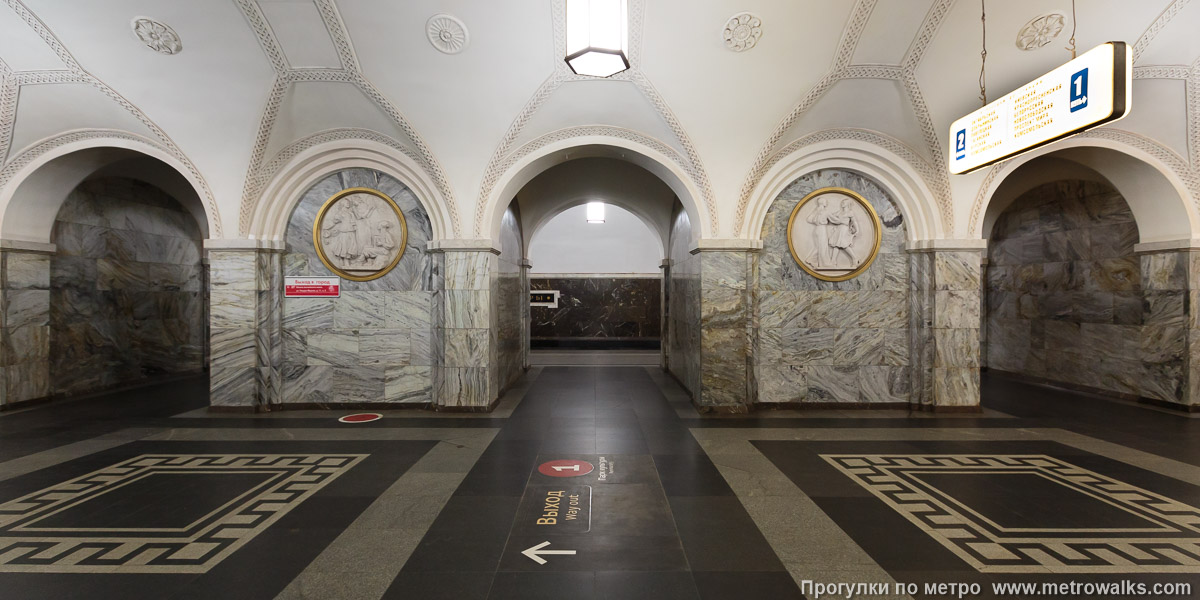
0, 453, 366, 573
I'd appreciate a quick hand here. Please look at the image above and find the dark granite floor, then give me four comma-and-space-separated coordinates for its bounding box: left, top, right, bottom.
0, 368, 1197, 599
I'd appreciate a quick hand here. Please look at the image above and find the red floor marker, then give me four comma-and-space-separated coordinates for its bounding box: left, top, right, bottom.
538, 459, 594, 477
338, 413, 382, 424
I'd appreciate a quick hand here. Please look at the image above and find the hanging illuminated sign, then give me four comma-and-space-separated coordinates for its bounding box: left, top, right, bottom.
948, 41, 1131, 175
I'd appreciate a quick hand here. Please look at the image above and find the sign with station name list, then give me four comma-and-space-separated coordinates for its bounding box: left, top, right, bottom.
949, 42, 1131, 175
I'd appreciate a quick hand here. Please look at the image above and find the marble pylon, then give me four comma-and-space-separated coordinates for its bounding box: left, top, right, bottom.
910, 249, 983, 411
0, 245, 52, 407
208, 247, 283, 410
434, 248, 498, 410
1140, 250, 1200, 410
694, 249, 756, 413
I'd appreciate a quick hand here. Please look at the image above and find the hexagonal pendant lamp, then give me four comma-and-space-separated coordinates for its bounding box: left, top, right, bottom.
565, 0, 630, 77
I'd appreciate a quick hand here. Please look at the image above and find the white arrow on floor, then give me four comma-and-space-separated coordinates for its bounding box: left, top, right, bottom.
521, 541, 577, 565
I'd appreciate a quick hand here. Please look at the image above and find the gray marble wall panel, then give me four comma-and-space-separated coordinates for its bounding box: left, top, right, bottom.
0, 249, 52, 406
698, 250, 753, 410
49, 178, 205, 399
279, 169, 436, 406
209, 250, 267, 408
530, 278, 661, 342
986, 180, 1192, 407
755, 169, 912, 406
666, 206, 701, 398
495, 204, 525, 396
911, 249, 981, 409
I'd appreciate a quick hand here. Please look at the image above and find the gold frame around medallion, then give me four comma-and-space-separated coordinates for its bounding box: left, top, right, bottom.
313, 187, 408, 282
786, 186, 882, 282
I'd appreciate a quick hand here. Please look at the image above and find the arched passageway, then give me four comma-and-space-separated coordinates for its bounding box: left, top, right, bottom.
0, 147, 210, 407
503, 156, 680, 366
980, 148, 1198, 410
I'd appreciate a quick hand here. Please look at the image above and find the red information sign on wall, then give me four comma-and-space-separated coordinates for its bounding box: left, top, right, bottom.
285, 276, 340, 297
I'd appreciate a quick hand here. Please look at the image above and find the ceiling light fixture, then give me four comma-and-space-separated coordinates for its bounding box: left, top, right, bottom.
586, 202, 606, 223
565, 0, 629, 78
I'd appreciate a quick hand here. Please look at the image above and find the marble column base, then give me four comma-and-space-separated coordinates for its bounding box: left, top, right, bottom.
208, 249, 283, 410
910, 249, 982, 410
695, 249, 755, 411
433, 249, 501, 410
0, 248, 52, 408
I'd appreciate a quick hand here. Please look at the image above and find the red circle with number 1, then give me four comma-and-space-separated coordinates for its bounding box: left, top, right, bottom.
538, 459, 594, 477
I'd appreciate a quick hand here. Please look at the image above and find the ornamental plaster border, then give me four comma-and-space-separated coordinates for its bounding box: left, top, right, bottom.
232, 0, 457, 237
243, 133, 454, 242
734, 0, 959, 235
1133, 0, 1193, 63
2, 0, 222, 236
476, 126, 714, 241
0, 129, 221, 240
741, 129, 944, 243
0, 60, 15, 163
966, 128, 1200, 238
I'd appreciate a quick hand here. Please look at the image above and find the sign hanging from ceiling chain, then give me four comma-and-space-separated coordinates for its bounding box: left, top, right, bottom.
948, 41, 1131, 175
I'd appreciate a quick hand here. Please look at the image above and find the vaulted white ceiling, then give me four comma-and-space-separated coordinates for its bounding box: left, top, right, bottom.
0, 0, 1196, 241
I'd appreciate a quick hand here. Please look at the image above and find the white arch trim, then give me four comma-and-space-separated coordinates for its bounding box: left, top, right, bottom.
742, 136, 944, 243
245, 136, 455, 242
969, 130, 1199, 244
477, 128, 713, 243
0, 130, 220, 243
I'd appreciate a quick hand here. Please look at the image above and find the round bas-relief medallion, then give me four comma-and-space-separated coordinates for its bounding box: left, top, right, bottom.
786, 187, 882, 282
313, 187, 408, 282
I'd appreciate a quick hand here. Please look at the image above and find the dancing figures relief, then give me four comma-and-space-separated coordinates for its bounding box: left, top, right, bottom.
787, 188, 881, 282
314, 188, 408, 281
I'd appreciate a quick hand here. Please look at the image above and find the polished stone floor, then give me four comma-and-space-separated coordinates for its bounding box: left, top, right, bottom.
1, 368, 1199, 599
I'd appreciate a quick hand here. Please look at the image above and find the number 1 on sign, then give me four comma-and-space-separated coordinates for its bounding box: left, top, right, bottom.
552, 465, 580, 472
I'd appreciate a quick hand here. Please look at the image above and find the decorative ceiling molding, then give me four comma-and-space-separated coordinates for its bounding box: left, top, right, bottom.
967, 162, 1008, 237
899, 68, 951, 217
237, 0, 288, 71
233, 0, 458, 237
766, 127, 944, 211
842, 64, 903, 79
733, 0, 957, 235
1015, 13, 1066, 51
1133, 0, 1192, 63
901, 0, 952, 70
723, 13, 763, 52
0, 59, 15, 162
472, 0, 715, 237
966, 128, 1200, 235
1074, 127, 1198, 200
314, 0, 360, 71
426, 14, 468, 55
1134, 65, 1191, 79
479, 74, 561, 198
0, 0, 221, 236
238, 76, 289, 216
1189, 58, 1199, 167
0, 129, 193, 204
487, 125, 702, 223
12, 69, 88, 85
131, 17, 182, 55
628, 70, 717, 228
732, 0, 874, 235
